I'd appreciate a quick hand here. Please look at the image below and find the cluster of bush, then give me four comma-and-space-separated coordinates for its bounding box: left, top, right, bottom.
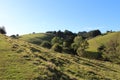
41, 30, 92, 57
41, 35, 89, 56
42, 30, 101, 57
42, 30, 120, 63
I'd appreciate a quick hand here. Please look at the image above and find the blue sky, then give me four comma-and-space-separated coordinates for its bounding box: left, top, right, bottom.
0, 0, 120, 35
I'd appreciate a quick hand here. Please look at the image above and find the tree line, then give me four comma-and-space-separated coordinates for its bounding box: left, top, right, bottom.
41, 29, 102, 57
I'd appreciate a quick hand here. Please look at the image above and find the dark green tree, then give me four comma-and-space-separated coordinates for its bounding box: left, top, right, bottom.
88, 30, 101, 38
71, 36, 89, 56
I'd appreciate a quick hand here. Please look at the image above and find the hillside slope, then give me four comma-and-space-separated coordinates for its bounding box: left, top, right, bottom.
0, 34, 120, 80
88, 32, 120, 52
20, 33, 54, 45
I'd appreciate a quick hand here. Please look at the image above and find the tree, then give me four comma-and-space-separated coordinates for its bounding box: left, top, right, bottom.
51, 43, 62, 53
51, 37, 63, 45
0, 26, 6, 34
98, 37, 120, 63
71, 36, 89, 56
88, 30, 101, 38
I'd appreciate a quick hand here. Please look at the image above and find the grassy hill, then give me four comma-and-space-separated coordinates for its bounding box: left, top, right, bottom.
0, 33, 120, 79
20, 33, 54, 45
87, 32, 120, 52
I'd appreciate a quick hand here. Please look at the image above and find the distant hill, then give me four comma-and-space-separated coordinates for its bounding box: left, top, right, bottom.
87, 32, 120, 52
20, 33, 54, 45
0, 32, 120, 79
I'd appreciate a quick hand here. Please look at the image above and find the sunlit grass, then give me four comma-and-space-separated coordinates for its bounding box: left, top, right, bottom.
0, 33, 120, 79
87, 32, 120, 52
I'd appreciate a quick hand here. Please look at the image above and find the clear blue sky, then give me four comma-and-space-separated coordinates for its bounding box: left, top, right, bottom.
0, 0, 120, 35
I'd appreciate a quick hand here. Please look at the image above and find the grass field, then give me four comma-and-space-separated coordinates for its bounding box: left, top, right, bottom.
0, 33, 120, 79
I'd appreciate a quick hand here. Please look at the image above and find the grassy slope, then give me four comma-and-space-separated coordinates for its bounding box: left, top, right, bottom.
20, 33, 54, 45
0, 34, 120, 79
88, 32, 120, 52
0, 34, 36, 79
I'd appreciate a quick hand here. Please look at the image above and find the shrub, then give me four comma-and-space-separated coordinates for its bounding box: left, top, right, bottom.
51, 43, 62, 53
0, 26, 6, 34
51, 37, 63, 45
98, 37, 120, 63
71, 36, 89, 56
77, 47, 85, 56
97, 44, 105, 52
41, 41, 51, 49
63, 41, 71, 48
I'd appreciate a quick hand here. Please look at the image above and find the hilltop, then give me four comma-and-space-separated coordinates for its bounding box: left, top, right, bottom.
0, 31, 120, 79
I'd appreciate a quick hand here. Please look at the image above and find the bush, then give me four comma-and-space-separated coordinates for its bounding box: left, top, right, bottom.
77, 47, 85, 56
41, 41, 51, 49
51, 43, 62, 53
98, 38, 120, 63
63, 41, 71, 48
0, 26, 6, 34
71, 36, 89, 56
51, 37, 63, 45
97, 44, 105, 52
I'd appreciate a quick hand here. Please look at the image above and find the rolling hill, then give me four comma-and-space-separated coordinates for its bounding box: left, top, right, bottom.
87, 32, 120, 52
19, 33, 54, 45
0, 32, 120, 80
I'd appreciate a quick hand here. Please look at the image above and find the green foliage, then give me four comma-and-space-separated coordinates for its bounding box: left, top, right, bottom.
100, 38, 120, 63
88, 30, 101, 38
41, 41, 51, 49
63, 41, 71, 48
71, 43, 78, 51
78, 30, 101, 39
77, 47, 85, 56
71, 36, 89, 56
74, 36, 83, 44
97, 44, 105, 52
51, 43, 62, 53
88, 32, 120, 52
51, 37, 63, 45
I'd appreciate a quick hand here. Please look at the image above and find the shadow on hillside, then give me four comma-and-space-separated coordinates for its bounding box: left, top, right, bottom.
84, 51, 102, 59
